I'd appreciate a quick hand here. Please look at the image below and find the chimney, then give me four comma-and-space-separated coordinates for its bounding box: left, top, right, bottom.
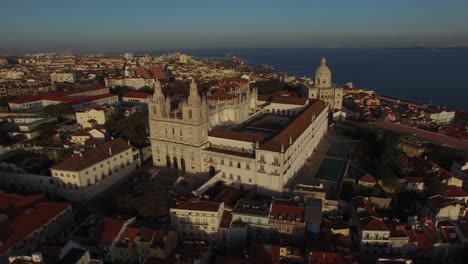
109, 147, 112, 156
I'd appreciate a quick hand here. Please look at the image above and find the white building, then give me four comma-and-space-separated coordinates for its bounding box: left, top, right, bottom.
170, 198, 224, 246
50, 138, 141, 203
50, 72, 76, 83
149, 79, 329, 194
6, 116, 57, 139
76, 106, 114, 127
232, 199, 271, 239
304, 58, 343, 110
105, 77, 156, 90
424, 109, 455, 124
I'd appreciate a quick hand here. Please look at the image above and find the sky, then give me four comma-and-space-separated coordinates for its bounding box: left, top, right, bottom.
1, 0, 468, 53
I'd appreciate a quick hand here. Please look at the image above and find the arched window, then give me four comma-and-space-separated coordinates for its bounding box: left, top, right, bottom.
188, 109, 192, 119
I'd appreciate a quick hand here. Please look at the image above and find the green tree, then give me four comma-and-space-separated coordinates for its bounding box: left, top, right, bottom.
138, 86, 154, 95
42, 103, 75, 117
106, 112, 149, 148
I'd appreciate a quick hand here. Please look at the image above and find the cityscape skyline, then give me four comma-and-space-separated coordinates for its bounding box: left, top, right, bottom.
2, 0, 468, 53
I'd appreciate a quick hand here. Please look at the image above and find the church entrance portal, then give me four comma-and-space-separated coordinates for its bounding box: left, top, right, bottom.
209, 166, 215, 176
181, 158, 186, 171
166, 155, 171, 168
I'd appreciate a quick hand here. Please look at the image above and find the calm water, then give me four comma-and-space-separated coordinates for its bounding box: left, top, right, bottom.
149, 48, 468, 111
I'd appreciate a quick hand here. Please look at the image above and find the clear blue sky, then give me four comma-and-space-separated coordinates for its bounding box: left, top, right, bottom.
1, 0, 468, 53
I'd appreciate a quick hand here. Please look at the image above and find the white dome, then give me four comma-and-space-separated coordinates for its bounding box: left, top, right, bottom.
315, 57, 331, 78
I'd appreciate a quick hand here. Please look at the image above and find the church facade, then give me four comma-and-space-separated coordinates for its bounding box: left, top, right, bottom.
149, 76, 329, 194
305, 57, 343, 110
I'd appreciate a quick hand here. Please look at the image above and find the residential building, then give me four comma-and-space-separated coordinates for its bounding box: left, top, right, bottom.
105, 76, 156, 90
70, 216, 135, 262
50, 72, 76, 83
122, 91, 152, 104
269, 199, 305, 239
170, 198, 225, 246
50, 138, 141, 203
232, 199, 271, 239
75, 106, 114, 127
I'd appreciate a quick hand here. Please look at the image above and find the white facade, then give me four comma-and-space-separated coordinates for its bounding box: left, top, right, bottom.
51, 72, 76, 83
424, 110, 455, 124
149, 79, 329, 194
50, 138, 141, 203
76, 107, 114, 126
305, 58, 343, 110
105, 77, 156, 89
170, 199, 224, 246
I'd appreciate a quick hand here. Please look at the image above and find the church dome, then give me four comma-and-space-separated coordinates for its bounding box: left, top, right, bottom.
315, 57, 331, 79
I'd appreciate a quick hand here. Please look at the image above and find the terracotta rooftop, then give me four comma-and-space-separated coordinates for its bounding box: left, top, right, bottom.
0, 198, 70, 255
176, 198, 221, 212
208, 128, 264, 143
359, 174, 376, 183
444, 185, 468, 198
270, 199, 305, 222
260, 100, 327, 152
373, 120, 468, 151
51, 138, 132, 171
92, 218, 127, 244
219, 210, 233, 228
360, 216, 388, 231
123, 91, 152, 99
271, 96, 308, 105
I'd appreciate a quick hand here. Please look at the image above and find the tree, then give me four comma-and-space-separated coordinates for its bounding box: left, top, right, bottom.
138, 86, 154, 95
106, 112, 149, 148
42, 103, 75, 117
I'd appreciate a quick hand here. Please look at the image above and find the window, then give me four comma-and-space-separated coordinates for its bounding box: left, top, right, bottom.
259, 165, 265, 172
229, 161, 233, 167
237, 175, 241, 181
221, 159, 224, 165
172, 128, 175, 135
259, 155, 265, 163
274, 157, 279, 165
246, 164, 250, 170
237, 162, 241, 168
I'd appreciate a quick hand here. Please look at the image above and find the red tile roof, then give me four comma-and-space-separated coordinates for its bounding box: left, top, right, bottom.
373, 120, 468, 151
351, 196, 377, 218
270, 199, 305, 222
444, 186, 468, 198
359, 174, 376, 183
51, 138, 131, 171
123, 91, 152, 99
176, 198, 221, 212
219, 210, 233, 228
0, 199, 70, 255
140, 229, 169, 248
360, 216, 388, 231
260, 100, 327, 152
271, 96, 308, 105
208, 128, 264, 143
92, 218, 126, 244
9, 94, 45, 104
